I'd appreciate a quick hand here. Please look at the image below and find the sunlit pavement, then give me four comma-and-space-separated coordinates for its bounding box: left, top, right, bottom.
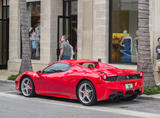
0, 81, 160, 118
0, 70, 17, 81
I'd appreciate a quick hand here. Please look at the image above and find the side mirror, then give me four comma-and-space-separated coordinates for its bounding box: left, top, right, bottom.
37, 70, 42, 75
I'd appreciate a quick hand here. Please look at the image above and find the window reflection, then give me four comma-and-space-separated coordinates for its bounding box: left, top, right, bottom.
43, 63, 71, 73
27, 1, 40, 60
111, 0, 138, 63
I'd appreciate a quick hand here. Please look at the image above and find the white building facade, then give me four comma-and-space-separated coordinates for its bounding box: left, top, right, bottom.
0, 0, 159, 82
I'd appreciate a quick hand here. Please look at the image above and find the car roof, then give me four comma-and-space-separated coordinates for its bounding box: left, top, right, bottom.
59, 59, 98, 64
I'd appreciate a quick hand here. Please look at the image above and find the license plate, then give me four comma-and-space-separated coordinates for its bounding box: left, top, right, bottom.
125, 83, 133, 89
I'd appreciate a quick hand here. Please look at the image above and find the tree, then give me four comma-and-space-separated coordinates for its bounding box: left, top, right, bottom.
19, 0, 32, 74
138, 0, 155, 87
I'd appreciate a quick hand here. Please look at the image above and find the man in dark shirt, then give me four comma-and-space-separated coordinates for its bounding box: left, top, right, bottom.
156, 37, 160, 85
59, 36, 71, 60
156, 38, 160, 60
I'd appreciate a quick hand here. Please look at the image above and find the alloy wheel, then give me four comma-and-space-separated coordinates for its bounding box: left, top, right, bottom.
21, 78, 34, 97
78, 82, 95, 105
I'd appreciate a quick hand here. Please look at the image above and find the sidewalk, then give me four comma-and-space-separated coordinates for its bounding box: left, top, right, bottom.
141, 94, 160, 99
0, 70, 17, 82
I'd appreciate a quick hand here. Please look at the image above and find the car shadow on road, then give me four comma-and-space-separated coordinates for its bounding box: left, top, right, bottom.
8, 91, 80, 104
98, 99, 140, 107
13, 91, 158, 107
37, 95, 80, 104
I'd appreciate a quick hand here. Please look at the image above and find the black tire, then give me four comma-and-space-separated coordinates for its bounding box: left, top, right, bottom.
77, 80, 97, 106
20, 77, 35, 97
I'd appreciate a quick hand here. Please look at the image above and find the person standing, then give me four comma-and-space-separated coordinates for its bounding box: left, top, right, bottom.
59, 36, 72, 60
156, 38, 160, 85
66, 40, 74, 59
156, 38, 160, 60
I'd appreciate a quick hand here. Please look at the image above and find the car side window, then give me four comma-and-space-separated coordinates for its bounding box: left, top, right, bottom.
42, 63, 71, 73
79, 63, 98, 69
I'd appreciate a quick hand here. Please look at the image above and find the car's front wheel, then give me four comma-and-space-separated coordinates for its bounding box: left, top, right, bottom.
77, 80, 97, 106
21, 77, 35, 97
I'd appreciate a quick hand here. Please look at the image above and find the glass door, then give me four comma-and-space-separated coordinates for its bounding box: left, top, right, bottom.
57, 16, 71, 60
57, 0, 77, 60
0, 0, 9, 69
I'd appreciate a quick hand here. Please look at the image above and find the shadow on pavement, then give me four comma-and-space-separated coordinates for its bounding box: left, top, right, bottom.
8, 91, 160, 108
11, 91, 156, 106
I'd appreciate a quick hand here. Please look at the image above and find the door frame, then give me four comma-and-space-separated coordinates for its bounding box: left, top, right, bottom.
0, 0, 9, 69
57, 16, 71, 60
57, 0, 78, 60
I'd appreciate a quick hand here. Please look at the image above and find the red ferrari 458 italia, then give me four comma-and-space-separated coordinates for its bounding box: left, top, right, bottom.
15, 59, 144, 105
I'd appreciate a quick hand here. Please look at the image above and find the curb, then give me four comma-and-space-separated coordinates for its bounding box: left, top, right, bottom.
0, 79, 15, 83
140, 94, 160, 100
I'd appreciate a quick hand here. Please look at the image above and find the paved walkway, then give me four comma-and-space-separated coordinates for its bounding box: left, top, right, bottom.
151, 94, 160, 99
0, 70, 17, 81
142, 94, 160, 99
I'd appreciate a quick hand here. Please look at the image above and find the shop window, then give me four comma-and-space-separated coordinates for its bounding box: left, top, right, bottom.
27, 1, 40, 60
110, 0, 138, 64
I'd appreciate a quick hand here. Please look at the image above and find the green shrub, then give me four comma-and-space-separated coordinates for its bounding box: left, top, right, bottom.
8, 74, 20, 81
144, 86, 160, 95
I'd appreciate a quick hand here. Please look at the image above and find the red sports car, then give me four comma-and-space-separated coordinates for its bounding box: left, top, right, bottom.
15, 59, 144, 105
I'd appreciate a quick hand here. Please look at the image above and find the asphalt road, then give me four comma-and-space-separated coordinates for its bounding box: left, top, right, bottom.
0, 81, 160, 118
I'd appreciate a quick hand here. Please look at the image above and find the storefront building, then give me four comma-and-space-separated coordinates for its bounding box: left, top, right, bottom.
5, 0, 160, 83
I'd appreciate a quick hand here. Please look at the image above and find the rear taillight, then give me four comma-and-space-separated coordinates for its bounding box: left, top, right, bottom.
100, 75, 107, 80
103, 75, 107, 80
139, 72, 143, 77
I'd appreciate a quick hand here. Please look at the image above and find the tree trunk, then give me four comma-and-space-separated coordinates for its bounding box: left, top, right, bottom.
19, 0, 32, 74
138, 0, 155, 87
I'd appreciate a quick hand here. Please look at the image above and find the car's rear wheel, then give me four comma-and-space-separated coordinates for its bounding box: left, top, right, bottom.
21, 77, 35, 97
77, 80, 97, 106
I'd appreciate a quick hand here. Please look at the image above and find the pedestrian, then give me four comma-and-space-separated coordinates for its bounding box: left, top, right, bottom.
67, 40, 74, 60
156, 37, 160, 85
59, 36, 72, 60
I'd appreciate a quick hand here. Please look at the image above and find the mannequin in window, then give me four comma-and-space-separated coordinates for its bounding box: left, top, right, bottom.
120, 30, 132, 63
30, 28, 36, 57
35, 22, 40, 57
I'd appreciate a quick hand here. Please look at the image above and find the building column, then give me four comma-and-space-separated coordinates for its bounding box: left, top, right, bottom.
150, 0, 160, 84
41, 0, 62, 64
92, 0, 109, 63
8, 0, 21, 72
150, 0, 160, 61
78, 0, 93, 60
40, 0, 52, 64
78, 0, 109, 63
